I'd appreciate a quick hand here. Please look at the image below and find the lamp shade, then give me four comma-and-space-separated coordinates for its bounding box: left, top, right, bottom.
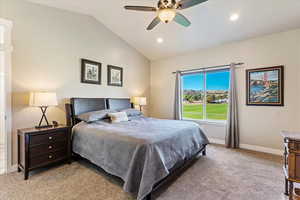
133, 97, 147, 106
29, 92, 58, 107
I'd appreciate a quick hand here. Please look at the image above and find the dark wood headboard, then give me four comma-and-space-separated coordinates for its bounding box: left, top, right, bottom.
65, 98, 133, 127
65, 98, 106, 127
106, 98, 133, 110
71, 98, 106, 116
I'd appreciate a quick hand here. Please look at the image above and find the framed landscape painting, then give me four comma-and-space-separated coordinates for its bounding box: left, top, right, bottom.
81, 59, 101, 85
107, 65, 123, 87
246, 66, 284, 106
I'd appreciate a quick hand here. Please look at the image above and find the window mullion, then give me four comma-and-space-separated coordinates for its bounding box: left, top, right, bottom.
203, 72, 207, 120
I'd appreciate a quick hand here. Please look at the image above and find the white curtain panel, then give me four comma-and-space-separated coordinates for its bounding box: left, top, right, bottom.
225, 63, 240, 148
174, 71, 183, 120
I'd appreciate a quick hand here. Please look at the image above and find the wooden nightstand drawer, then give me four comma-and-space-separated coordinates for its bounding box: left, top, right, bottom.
18, 125, 71, 180
29, 141, 67, 157
30, 131, 67, 146
29, 150, 67, 169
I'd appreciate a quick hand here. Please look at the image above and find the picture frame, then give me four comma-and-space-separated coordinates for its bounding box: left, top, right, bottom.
107, 65, 123, 87
81, 59, 101, 85
246, 65, 284, 106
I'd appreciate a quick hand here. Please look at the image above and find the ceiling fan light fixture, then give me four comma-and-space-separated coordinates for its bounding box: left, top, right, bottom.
125, 0, 208, 30
158, 8, 176, 23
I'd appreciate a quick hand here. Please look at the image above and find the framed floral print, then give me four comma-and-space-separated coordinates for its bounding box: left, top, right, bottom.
107, 65, 123, 87
81, 59, 101, 85
246, 66, 284, 106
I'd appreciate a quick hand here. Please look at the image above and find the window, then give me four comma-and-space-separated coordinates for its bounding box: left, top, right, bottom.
182, 69, 230, 122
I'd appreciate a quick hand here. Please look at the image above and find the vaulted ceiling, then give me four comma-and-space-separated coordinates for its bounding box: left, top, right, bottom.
28, 0, 300, 60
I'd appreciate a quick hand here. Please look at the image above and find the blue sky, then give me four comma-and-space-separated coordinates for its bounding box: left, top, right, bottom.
182, 70, 230, 90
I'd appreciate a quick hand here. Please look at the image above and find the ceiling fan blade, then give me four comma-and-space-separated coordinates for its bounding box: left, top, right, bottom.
124, 6, 157, 12
147, 17, 161, 30
174, 12, 191, 27
177, 0, 208, 10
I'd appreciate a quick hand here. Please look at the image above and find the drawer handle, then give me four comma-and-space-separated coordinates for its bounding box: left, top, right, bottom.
49, 155, 53, 159
49, 136, 53, 140
48, 146, 53, 149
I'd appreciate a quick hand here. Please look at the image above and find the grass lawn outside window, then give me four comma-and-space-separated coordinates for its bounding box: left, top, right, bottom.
183, 103, 228, 121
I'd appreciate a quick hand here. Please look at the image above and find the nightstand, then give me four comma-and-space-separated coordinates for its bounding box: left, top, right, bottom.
282, 131, 300, 200
17, 125, 71, 180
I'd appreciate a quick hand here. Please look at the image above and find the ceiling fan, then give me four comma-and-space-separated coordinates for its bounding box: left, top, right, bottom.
124, 0, 208, 30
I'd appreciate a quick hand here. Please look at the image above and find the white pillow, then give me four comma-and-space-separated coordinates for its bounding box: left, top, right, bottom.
108, 112, 129, 123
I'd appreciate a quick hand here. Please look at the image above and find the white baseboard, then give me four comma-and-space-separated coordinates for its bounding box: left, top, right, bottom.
239, 143, 283, 155
7, 164, 17, 173
209, 138, 226, 145
209, 138, 283, 156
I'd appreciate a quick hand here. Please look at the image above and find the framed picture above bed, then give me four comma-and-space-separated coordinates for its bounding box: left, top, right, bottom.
246, 65, 284, 106
107, 65, 123, 87
81, 59, 101, 85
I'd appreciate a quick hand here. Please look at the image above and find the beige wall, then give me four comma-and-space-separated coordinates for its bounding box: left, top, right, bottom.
1, 0, 150, 164
2, 0, 300, 165
150, 29, 300, 150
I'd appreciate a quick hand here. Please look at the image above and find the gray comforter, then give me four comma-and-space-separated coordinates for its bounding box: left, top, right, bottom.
72, 116, 209, 200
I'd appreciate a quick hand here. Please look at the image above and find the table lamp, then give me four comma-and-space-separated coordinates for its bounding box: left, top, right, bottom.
29, 92, 58, 128
133, 97, 147, 112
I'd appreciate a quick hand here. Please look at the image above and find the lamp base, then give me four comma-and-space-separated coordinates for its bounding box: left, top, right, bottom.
35, 125, 53, 129
36, 106, 52, 129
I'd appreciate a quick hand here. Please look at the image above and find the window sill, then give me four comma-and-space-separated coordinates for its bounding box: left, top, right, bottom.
183, 118, 227, 126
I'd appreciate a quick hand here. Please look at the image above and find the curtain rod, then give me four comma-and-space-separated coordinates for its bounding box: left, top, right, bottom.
172, 62, 244, 74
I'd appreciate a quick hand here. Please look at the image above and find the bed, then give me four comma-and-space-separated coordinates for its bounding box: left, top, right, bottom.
65, 98, 209, 200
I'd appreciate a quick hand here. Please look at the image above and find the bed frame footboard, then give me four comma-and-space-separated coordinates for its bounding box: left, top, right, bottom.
143, 144, 207, 200
73, 145, 206, 200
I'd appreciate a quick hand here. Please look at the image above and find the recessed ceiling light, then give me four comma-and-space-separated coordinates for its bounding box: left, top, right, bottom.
157, 38, 164, 44
230, 13, 239, 21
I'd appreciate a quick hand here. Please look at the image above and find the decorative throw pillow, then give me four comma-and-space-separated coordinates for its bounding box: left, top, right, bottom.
108, 112, 129, 123
120, 108, 142, 117
78, 109, 116, 122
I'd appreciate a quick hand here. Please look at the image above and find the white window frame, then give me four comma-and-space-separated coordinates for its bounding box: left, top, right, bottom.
0, 18, 13, 174
181, 68, 229, 125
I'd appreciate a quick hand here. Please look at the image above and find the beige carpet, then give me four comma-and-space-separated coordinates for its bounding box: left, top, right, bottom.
0, 144, 287, 200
